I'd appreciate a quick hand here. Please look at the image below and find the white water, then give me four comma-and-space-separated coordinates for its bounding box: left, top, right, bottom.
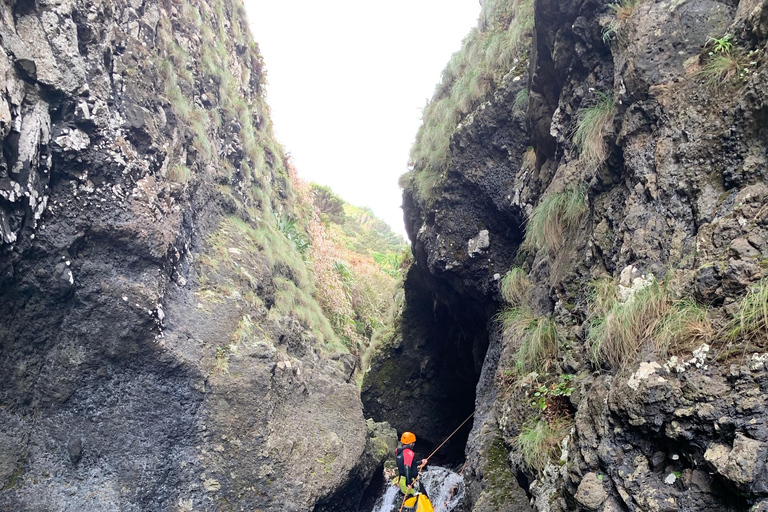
371, 485, 400, 512
370, 466, 465, 512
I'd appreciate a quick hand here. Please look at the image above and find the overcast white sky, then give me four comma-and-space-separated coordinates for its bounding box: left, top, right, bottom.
242, 0, 481, 238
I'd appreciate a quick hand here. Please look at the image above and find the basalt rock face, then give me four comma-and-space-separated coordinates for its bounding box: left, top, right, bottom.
368, 0, 768, 511
0, 1, 382, 510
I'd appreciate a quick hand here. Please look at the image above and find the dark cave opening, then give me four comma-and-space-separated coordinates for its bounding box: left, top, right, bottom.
361, 264, 492, 467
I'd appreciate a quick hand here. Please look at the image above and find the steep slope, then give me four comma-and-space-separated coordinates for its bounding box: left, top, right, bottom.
364, 0, 768, 511
0, 1, 396, 510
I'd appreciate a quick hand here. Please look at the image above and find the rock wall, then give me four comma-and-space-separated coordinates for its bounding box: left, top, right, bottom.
0, 0, 390, 510
365, 0, 768, 511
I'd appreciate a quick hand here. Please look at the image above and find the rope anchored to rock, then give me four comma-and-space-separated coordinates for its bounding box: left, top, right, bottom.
397, 411, 475, 512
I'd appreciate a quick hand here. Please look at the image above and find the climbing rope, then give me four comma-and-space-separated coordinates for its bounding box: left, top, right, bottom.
397, 411, 475, 512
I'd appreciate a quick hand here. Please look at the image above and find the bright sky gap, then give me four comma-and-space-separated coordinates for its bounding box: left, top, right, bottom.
243, 0, 482, 237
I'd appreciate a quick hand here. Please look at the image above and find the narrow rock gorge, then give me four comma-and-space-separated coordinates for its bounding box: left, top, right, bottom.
2, 0, 768, 511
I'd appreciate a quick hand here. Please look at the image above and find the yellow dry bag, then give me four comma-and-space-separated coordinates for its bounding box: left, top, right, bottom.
403, 493, 434, 512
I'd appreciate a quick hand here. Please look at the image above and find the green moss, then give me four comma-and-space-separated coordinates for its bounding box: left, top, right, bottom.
2, 449, 26, 491
483, 437, 521, 507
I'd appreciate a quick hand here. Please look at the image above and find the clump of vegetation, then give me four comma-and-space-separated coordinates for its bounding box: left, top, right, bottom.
513, 88, 529, 114
574, 91, 615, 167
300, 179, 408, 353
699, 35, 758, 90
310, 184, 346, 223
403, 0, 535, 203
602, 0, 643, 42
168, 163, 191, 183
516, 418, 572, 473
523, 188, 586, 253
530, 374, 574, 414
500, 267, 531, 306
726, 278, 768, 346
275, 213, 310, 254
588, 277, 713, 369
498, 306, 561, 373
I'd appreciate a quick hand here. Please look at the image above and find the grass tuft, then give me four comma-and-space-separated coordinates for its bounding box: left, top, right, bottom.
498, 306, 560, 373
726, 279, 768, 344
699, 50, 755, 90
574, 91, 615, 167
516, 419, 572, 473
168, 164, 191, 183
513, 88, 529, 113
524, 189, 586, 253
602, 0, 642, 42
500, 267, 530, 306
522, 146, 536, 171
588, 278, 713, 368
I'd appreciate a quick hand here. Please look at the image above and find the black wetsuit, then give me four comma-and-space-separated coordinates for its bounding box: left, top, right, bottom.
396, 447, 428, 499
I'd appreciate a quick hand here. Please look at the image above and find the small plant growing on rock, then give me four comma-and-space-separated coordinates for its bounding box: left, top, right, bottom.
709, 34, 734, 54
214, 346, 229, 374
500, 267, 531, 306
513, 88, 529, 114
726, 278, 768, 346
516, 418, 572, 473
524, 188, 586, 253
530, 374, 575, 425
521, 146, 536, 171
699, 35, 758, 90
574, 91, 615, 167
168, 164, 191, 183
275, 213, 310, 254
498, 306, 561, 373
602, 0, 642, 42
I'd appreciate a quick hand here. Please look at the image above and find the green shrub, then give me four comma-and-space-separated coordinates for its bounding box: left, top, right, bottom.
310, 184, 346, 223
574, 91, 615, 166
523, 189, 586, 252
530, 374, 574, 412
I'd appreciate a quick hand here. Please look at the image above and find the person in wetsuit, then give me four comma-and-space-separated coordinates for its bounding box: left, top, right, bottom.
395, 431, 428, 498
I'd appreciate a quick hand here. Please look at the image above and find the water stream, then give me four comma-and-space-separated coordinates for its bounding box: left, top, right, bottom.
370, 466, 465, 512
